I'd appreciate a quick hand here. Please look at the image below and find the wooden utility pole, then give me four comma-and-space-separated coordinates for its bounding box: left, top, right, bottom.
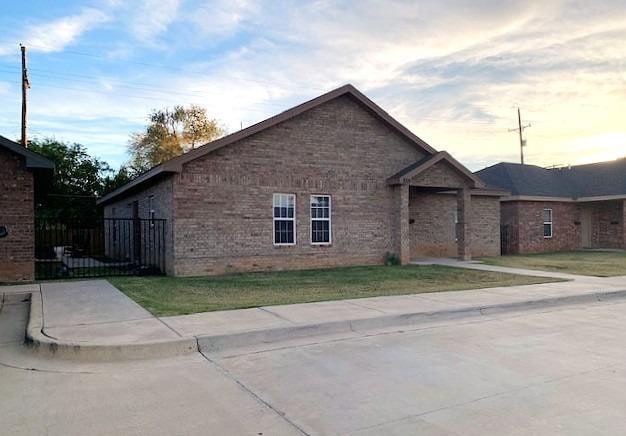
20, 44, 30, 147
508, 107, 530, 164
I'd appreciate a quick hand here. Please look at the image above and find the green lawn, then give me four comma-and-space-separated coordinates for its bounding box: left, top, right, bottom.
480, 251, 626, 277
108, 265, 562, 316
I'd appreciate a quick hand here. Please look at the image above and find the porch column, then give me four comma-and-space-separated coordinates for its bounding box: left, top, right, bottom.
622, 200, 626, 250
457, 188, 471, 261
393, 183, 411, 265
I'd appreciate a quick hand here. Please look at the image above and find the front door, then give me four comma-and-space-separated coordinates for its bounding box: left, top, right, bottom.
581, 208, 592, 248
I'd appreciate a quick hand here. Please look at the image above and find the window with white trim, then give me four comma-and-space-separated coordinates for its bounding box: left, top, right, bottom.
543, 208, 553, 238
148, 195, 155, 227
453, 209, 458, 241
310, 195, 331, 244
273, 193, 296, 245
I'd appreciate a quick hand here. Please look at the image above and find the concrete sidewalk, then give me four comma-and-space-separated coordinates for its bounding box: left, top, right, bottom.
7, 263, 626, 360
40, 280, 182, 344
22, 280, 197, 360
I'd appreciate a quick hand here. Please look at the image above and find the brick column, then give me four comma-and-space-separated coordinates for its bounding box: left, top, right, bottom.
392, 183, 410, 265
457, 188, 471, 261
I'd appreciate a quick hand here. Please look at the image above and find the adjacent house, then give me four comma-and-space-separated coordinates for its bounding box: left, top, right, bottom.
476, 159, 626, 254
98, 85, 504, 276
0, 136, 54, 282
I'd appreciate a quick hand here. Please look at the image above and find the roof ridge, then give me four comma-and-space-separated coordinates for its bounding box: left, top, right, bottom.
98, 84, 439, 205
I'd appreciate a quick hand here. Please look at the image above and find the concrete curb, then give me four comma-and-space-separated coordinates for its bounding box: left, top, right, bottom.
25, 291, 198, 361
23, 288, 626, 360
196, 289, 626, 353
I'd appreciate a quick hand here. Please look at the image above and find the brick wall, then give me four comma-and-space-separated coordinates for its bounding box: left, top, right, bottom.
410, 161, 469, 188
588, 201, 623, 249
0, 148, 34, 282
470, 195, 501, 257
502, 200, 626, 254
409, 192, 500, 258
103, 176, 175, 274
503, 201, 580, 253
172, 95, 427, 276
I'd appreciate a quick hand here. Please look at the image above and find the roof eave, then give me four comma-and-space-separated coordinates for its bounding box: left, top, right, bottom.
96, 167, 177, 205
387, 151, 486, 188
0, 136, 55, 170
99, 84, 440, 204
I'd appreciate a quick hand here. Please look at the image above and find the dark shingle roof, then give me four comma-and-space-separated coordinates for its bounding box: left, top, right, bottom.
0, 135, 54, 169
475, 158, 626, 198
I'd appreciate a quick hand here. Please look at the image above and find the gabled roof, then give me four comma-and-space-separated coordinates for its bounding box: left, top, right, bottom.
387, 151, 485, 188
475, 158, 626, 199
98, 84, 437, 205
0, 135, 54, 169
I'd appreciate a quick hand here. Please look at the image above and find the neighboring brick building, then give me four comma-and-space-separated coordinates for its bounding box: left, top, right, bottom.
0, 136, 54, 282
477, 160, 626, 254
99, 85, 504, 276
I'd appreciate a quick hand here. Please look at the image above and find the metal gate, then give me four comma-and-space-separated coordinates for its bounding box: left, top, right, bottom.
500, 224, 514, 255
35, 218, 166, 279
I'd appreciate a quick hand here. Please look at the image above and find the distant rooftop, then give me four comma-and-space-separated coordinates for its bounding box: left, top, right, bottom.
475, 157, 626, 198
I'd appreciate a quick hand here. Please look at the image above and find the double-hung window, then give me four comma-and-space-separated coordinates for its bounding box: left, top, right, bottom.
543, 208, 553, 238
273, 193, 296, 245
311, 195, 331, 244
148, 195, 155, 227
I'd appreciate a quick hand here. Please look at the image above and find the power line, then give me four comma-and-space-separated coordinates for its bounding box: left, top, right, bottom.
25, 43, 330, 91
0, 68, 511, 126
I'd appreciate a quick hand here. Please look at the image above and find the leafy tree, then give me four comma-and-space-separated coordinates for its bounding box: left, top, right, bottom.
102, 165, 132, 195
29, 138, 113, 222
129, 105, 223, 173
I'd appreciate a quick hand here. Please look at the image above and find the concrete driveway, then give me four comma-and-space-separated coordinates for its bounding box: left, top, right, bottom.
3, 292, 626, 435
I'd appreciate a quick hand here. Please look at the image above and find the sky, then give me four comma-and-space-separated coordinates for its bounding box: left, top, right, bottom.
0, 0, 625, 171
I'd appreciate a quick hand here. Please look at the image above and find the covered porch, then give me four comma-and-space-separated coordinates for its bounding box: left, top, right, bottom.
388, 152, 503, 265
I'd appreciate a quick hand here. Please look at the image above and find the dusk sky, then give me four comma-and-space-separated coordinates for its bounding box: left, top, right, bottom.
0, 0, 624, 170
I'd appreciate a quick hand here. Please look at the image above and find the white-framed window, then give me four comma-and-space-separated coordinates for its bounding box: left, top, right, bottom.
273, 193, 296, 245
148, 195, 155, 227
310, 195, 331, 245
543, 208, 553, 238
453, 209, 458, 241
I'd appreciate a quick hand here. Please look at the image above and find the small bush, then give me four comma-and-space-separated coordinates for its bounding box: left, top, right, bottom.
385, 252, 400, 266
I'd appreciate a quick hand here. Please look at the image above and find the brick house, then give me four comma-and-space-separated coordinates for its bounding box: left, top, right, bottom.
0, 136, 54, 282
99, 85, 504, 276
476, 160, 626, 254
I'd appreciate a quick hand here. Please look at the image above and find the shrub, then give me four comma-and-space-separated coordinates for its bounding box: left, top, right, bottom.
385, 252, 400, 266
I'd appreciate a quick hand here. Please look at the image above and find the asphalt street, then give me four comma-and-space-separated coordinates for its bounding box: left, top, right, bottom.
3, 294, 626, 435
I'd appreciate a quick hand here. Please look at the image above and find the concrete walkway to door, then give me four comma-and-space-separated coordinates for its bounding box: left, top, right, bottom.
411, 257, 598, 281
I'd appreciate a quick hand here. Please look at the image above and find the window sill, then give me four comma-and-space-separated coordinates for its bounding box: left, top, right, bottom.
274, 243, 296, 247
311, 243, 332, 247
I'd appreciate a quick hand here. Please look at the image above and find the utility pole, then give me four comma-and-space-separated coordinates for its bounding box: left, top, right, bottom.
508, 107, 530, 164
20, 44, 30, 147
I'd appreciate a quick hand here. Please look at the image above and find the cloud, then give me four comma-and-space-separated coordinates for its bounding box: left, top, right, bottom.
0, 8, 109, 55
2, 0, 626, 170
185, 0, 258, 37
130, 0, 181, 42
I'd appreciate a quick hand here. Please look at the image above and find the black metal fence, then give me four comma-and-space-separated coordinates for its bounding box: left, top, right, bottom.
35, 218, 166, 279
500, 224, 515, 255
